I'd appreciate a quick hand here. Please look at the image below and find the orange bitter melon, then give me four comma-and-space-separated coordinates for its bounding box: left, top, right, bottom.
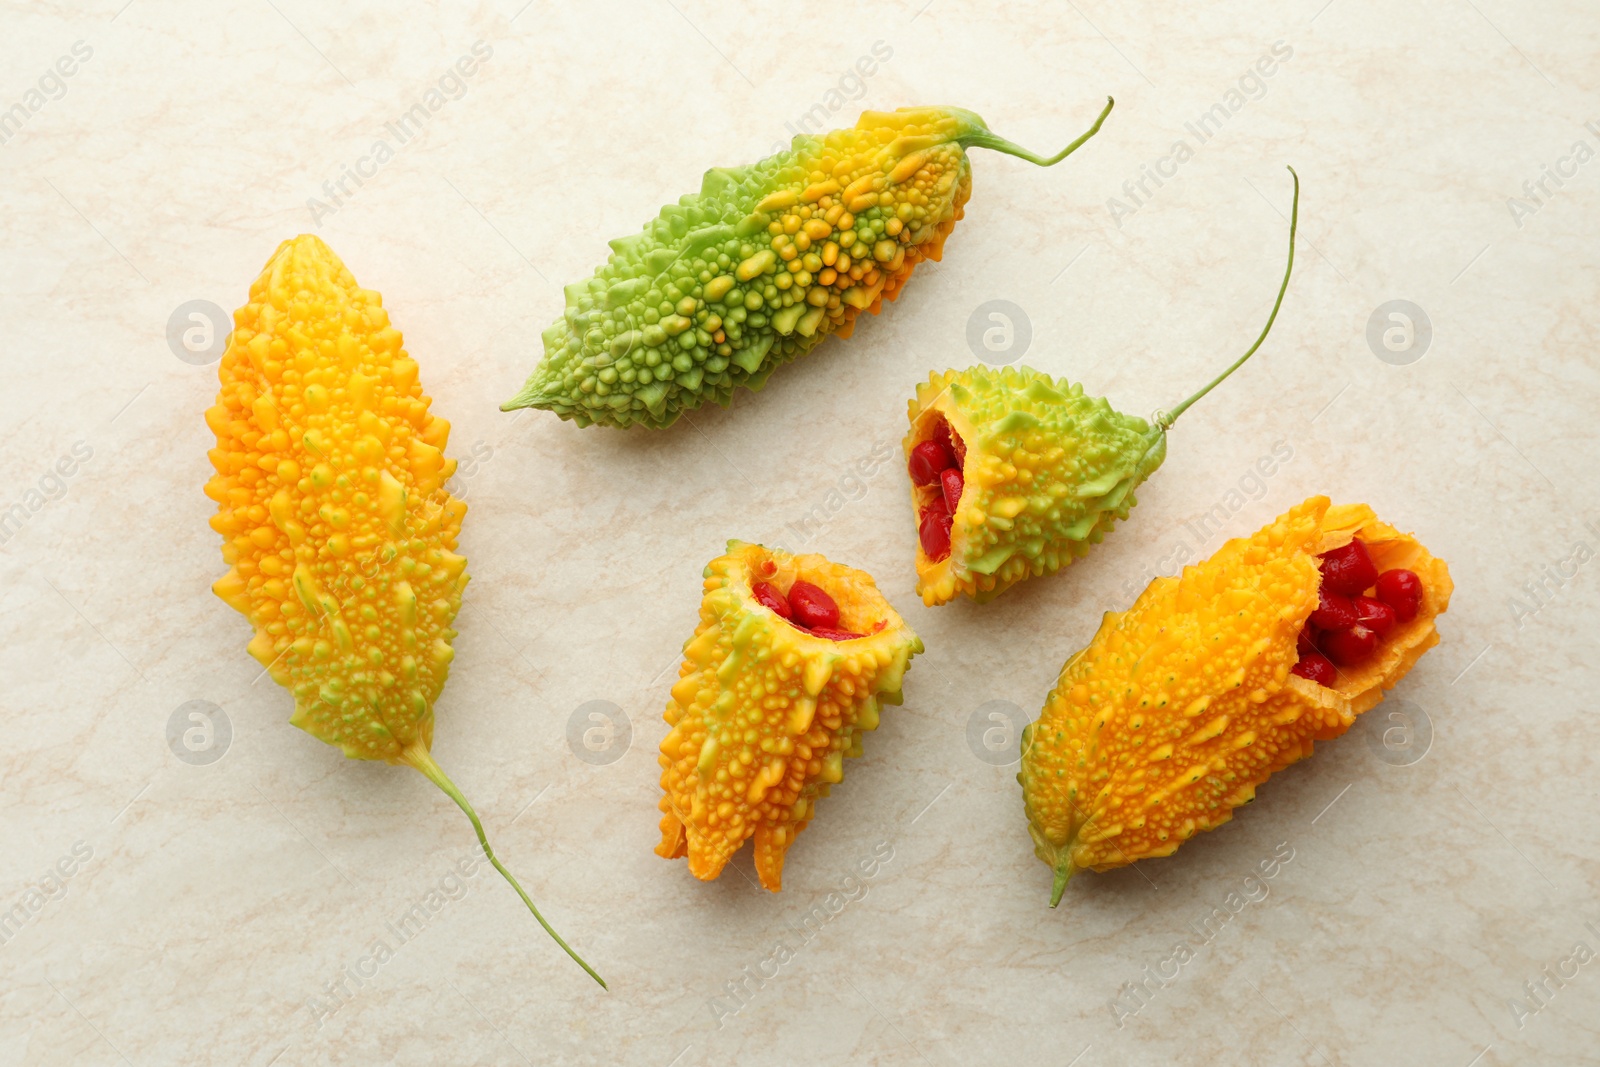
1018, 496, 1451, 905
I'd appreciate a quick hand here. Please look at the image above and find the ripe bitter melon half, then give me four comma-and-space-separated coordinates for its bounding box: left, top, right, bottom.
904, 167, 1300, 605
656, 542, 921, 891
1018, 495, 1452, 905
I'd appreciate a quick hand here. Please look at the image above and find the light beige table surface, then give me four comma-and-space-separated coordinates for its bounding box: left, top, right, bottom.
2, 1, 1597, 1064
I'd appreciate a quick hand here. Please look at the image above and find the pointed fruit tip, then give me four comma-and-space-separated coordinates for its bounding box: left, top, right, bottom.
1050, 859, 1075, 907
501, 389, 552, 414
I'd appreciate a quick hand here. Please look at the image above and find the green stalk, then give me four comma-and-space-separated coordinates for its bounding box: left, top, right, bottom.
961, 96, 1115, 166
1157, 165, 1299, 431
403, 744, 607, 989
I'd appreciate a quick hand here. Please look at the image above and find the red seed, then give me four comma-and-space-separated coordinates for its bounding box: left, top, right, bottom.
806, 627, 864, 641
1321, 624, 1378, 666
1297, 626, 1317, 657
751, 581, 790, 618
1309, 588, 1358, 631
918, 501, 953, 560
940, 467, 964, 514
1375, 568, 1423, 623
1291, 652, 1337, 686
938, 421, 967, 467
1354, 595, 1397, 637
908, 440, 954, 485
1319, 540, 1379, 596
787, 580, 840, 630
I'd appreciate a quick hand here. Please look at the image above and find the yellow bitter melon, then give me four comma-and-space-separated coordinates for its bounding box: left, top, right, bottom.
656, 542, 921, 890
205, 235, 602, 985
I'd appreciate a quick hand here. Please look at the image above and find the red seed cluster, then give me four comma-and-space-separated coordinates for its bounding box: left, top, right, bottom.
1291, 537, 1424, 686
751, 579, 872, 640
909, 417, 965, 561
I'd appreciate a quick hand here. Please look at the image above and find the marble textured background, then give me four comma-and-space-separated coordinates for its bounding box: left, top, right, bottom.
2, 1, 1597, 1064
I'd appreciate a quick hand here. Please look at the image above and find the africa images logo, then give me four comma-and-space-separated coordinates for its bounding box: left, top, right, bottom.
306, 42, 493, 225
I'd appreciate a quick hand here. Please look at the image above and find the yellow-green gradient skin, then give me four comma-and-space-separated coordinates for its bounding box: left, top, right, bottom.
908, 167, 1302, 605
504, 100, 1113, 428
907, 365, 1166, 605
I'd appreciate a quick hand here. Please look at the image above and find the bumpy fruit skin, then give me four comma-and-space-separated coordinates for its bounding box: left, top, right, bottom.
906, 365, 1166, 605
656, 542, 921, 890
505, 102, 1111, 428
206, 235, 466, 761
1019, 496, 1451, 904
205, 237, 605, 988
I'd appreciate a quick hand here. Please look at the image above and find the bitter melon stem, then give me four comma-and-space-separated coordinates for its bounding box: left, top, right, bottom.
959, 96, 1114, 166
1156, 165, 1300, 431
402, 743, 607, 989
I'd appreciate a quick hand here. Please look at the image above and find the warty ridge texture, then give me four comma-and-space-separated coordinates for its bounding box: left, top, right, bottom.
656, 542, 921, 890
1018, 497, 1451, 905
504, 99, 1113, 428
206, 235, 603, 985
